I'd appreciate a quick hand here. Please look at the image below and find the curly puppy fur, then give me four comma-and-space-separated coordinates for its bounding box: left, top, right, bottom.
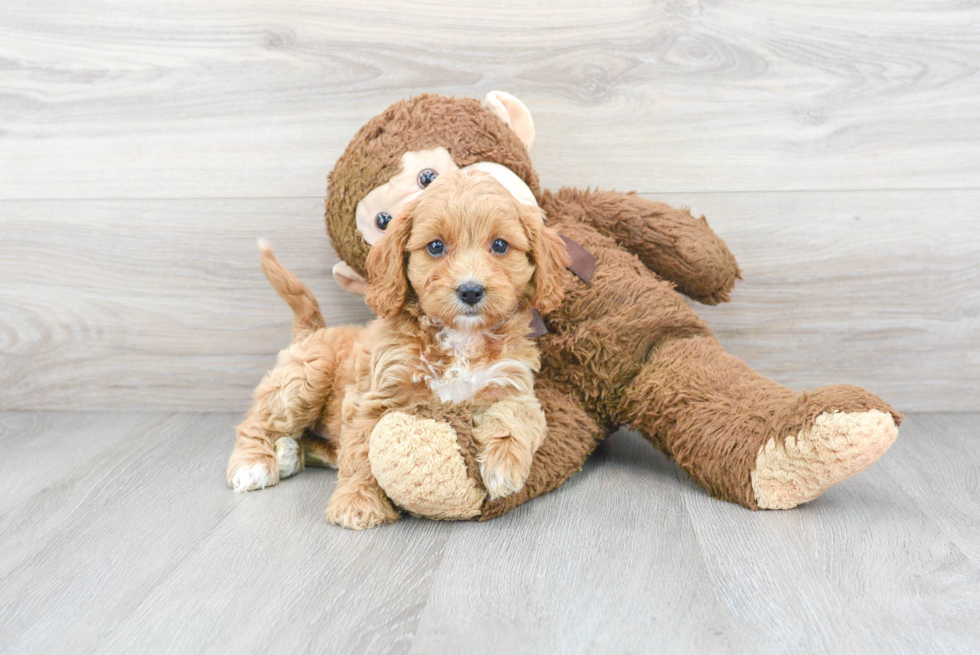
227, 169, 568, 529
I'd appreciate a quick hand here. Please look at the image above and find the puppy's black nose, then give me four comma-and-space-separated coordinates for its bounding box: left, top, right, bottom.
456, 283, 485, 306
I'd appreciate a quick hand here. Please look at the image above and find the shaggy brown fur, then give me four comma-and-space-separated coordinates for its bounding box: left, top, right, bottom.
320, 93, 902, 518
229, 169, 568, 528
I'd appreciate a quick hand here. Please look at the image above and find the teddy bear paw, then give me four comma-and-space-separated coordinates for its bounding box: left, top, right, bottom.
751, 409, 898, 509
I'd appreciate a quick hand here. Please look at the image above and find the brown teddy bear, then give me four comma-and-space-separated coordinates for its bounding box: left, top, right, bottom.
298, 91, 901, 523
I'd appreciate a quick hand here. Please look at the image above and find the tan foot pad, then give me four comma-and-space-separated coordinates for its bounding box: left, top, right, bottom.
369, 412, 486, 520
751, 409, 898, 510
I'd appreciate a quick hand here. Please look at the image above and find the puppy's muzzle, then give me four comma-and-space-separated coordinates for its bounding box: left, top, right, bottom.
456, 283, 485, 306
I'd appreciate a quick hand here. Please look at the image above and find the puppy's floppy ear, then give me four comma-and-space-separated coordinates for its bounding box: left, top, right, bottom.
521, 205, 570, 315
365, 200, 416, 318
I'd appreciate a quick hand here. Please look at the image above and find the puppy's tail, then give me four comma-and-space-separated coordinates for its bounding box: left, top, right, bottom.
257, 240, 325, 339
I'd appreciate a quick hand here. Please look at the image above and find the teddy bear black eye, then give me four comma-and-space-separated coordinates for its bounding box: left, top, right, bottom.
376, 212, 393, 231
426, 240, 445, 256
491, 239, 509, 254
417, 169, 438, 188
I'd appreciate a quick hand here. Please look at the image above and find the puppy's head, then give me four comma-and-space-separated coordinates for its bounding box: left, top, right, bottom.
365, 169, 568, 328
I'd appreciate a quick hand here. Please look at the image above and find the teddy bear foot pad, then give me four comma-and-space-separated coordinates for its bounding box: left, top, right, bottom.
751, 409, 898, 509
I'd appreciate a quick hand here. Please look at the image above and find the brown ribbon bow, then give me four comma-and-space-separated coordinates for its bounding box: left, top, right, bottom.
527, 234, 595, 337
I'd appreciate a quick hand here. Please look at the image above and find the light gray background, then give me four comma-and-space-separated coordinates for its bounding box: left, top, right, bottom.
1, 2, 978, 653
2, 0, 978, 412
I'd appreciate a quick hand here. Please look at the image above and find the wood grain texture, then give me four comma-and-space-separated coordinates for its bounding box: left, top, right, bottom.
683, 453, 980, 653
408, 432, 742, 654
0, 411, 977, 653
0, 412, 453, 654
0, 197, 374, 411
2, 190, 977, 412
877, 413, 980, 567
1, 1, 979, 199
684, 189, 980, 411
2, 0, 977, 411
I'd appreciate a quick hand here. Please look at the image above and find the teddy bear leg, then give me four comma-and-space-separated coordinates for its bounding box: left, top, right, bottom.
367, 382, 605, 521
618, 335, 901, 509
369, 405, 487, 521
749, 405, 898, 508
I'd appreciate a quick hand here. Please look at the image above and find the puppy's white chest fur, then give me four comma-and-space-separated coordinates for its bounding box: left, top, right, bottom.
421, 328, 528, 404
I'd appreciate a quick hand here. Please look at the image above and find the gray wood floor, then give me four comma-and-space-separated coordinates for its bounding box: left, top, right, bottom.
0, 411, 977, 654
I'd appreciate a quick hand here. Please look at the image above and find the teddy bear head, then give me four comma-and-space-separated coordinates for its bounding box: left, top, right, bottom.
324, 92, 539, 294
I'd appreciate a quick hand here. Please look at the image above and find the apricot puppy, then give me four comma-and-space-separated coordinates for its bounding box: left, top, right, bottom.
227, 169, 569, 529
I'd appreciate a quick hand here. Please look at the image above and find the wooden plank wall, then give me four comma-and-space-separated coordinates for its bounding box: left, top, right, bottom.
1, 0, 978, 412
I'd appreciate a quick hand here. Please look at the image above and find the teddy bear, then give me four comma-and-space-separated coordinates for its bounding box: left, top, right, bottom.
292, 91, 901, 523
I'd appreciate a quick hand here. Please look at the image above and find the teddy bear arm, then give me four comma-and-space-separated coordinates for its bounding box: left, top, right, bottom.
565, 189, 742, 305
367, 381, 605, 521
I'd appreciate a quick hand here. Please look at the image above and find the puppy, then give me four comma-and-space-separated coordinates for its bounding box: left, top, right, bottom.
227, 169, 569, 529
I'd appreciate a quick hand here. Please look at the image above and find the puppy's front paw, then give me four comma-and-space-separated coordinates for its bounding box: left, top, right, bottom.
478, 436, 532, 500
227, 457, 279, 493
326, 486, 400, 530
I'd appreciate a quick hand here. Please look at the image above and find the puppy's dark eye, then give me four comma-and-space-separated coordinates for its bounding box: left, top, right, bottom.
417, 169, 438, 188
491, 239, 509, 254
376, 212, 393, 231
426, 240, 445, 256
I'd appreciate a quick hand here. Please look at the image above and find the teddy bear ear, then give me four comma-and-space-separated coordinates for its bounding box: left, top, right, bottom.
331, 261, 366, 296
483, 91, 535, 151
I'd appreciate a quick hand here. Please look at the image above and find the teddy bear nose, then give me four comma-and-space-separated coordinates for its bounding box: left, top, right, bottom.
456, 283, 485, 306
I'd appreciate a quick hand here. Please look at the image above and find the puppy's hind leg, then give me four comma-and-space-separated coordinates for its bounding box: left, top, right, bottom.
228, 332, 342, 492
326, 397, 400, 530
299, 429, 338, 468
278, 427, 338, 477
